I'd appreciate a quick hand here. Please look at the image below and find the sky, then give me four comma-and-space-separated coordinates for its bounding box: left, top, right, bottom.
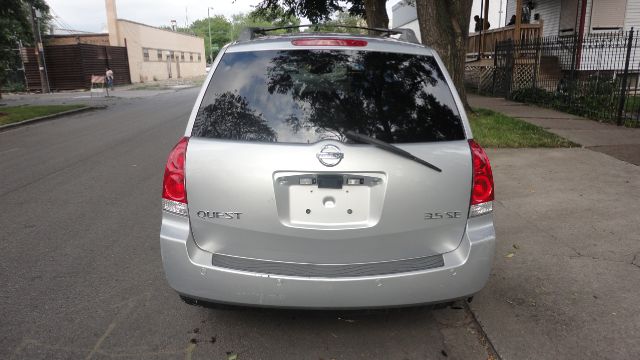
46, 0, 261, 33
46, 0, 507, 35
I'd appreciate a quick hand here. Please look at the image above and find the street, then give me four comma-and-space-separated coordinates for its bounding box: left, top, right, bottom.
0, 88, 492, 360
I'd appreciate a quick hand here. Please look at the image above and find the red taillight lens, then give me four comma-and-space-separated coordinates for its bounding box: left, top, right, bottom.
291, 38, 368, 47
162, 137, 188, 203
469, 139, 494, 205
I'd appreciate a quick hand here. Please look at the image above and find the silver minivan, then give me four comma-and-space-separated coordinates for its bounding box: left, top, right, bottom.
160, 28, 495, 309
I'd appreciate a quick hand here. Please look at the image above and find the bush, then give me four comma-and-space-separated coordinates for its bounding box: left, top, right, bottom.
1, 81, 26, 93
509, 76, 623, 123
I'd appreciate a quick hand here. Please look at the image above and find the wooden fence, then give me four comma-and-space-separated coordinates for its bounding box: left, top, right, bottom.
24, 43, 131, 91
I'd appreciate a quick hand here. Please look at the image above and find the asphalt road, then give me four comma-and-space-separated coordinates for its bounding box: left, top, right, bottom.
0, 88, 492, 360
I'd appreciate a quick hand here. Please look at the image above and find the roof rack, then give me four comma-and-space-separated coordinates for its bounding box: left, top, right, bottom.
237, 24, 420, 44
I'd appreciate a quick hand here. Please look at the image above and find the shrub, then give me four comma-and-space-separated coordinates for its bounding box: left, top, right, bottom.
509, 76, 623, 123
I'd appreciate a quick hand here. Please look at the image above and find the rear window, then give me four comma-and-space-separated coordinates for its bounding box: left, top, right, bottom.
192, 49, 465, 143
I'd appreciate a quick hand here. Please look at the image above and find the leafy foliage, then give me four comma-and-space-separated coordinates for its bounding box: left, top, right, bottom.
173, 7, 300, 63
510, 77, 628, 125
255, 0, 365, 24
1, 0, 50, 90
312, 12, 366, 33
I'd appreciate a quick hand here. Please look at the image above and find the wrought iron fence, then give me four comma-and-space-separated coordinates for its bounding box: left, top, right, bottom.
490, 29, 640, 127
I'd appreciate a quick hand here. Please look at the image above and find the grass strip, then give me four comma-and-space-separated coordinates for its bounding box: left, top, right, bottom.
469, 108, 579, 148
0, 104, 87, 126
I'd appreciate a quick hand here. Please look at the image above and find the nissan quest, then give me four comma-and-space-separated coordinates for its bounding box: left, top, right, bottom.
160, 27, 495, 309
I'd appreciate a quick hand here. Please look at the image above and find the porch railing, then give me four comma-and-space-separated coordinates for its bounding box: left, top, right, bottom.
467, 23, 543, 59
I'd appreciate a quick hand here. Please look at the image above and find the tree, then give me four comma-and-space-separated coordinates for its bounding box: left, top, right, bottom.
361, 0, 388, 29
188, 16, 232, 62
415, 0, 473, 108
228, 9, 300, 42
181, 7, 300, 62
315, 12, 366, 33
256, 0, 387, 28
0, 0, 50, 97
250, 5, 302, 28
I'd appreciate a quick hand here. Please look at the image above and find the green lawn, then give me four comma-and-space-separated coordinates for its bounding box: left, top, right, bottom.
0, 104, 86, 126
469, 108, 579, 148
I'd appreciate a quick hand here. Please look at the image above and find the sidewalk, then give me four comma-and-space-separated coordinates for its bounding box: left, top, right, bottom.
0, 88, 175, 107
0, 76, 204, 107
469, 94, 640, 165
477, 147, 640, 359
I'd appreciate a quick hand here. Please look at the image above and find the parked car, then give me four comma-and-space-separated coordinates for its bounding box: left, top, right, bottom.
160, 27, 495, 309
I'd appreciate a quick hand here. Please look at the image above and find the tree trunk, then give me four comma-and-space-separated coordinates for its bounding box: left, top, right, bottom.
415, 0, 473, 108
363, 0, 389, 29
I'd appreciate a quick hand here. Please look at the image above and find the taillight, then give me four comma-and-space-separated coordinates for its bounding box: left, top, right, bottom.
469, 139, 494, 217
291, 38, 368, 47
162, 137, 188, 216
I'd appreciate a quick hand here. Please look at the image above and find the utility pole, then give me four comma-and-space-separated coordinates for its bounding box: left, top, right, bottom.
207, 7, 214, 64
18, 39, 29, 91
29, 5, 50, 93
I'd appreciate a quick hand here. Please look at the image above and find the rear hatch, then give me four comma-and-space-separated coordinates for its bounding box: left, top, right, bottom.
185, 41, 471, 265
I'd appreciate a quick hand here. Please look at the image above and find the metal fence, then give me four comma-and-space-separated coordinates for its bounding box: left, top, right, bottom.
489, 29, 640, 127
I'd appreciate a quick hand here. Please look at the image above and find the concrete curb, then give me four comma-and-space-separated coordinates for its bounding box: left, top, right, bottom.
0, 105, 106, 132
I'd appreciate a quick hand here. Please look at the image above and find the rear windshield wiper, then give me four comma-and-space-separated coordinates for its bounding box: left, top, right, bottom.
344, 131, 442, 173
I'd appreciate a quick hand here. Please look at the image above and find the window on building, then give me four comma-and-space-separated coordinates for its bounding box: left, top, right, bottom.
143, 48, 149, 61
157, 50, 163, 60
198, 53, 201, 62
190, 53, 193, 62
590, 0, 626, 31
170, 51, 174, 60
181, 52, 185, 61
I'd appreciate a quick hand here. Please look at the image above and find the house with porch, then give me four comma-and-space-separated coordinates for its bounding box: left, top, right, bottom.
392, 0, 640, 59
470, 0, 640, 124
392, 0, 640, 124
469, 0, 640, 60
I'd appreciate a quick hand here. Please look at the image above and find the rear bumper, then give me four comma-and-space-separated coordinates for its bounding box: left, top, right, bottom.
160, 212, 495, 309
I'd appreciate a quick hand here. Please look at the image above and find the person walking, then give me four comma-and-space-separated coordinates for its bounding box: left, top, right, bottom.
105, 67, 114, 91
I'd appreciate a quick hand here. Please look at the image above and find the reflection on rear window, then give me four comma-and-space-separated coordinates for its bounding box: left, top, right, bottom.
192, 49, 465, 143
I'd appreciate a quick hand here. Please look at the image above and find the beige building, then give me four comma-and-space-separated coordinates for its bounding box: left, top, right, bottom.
105, 0, 205, 83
